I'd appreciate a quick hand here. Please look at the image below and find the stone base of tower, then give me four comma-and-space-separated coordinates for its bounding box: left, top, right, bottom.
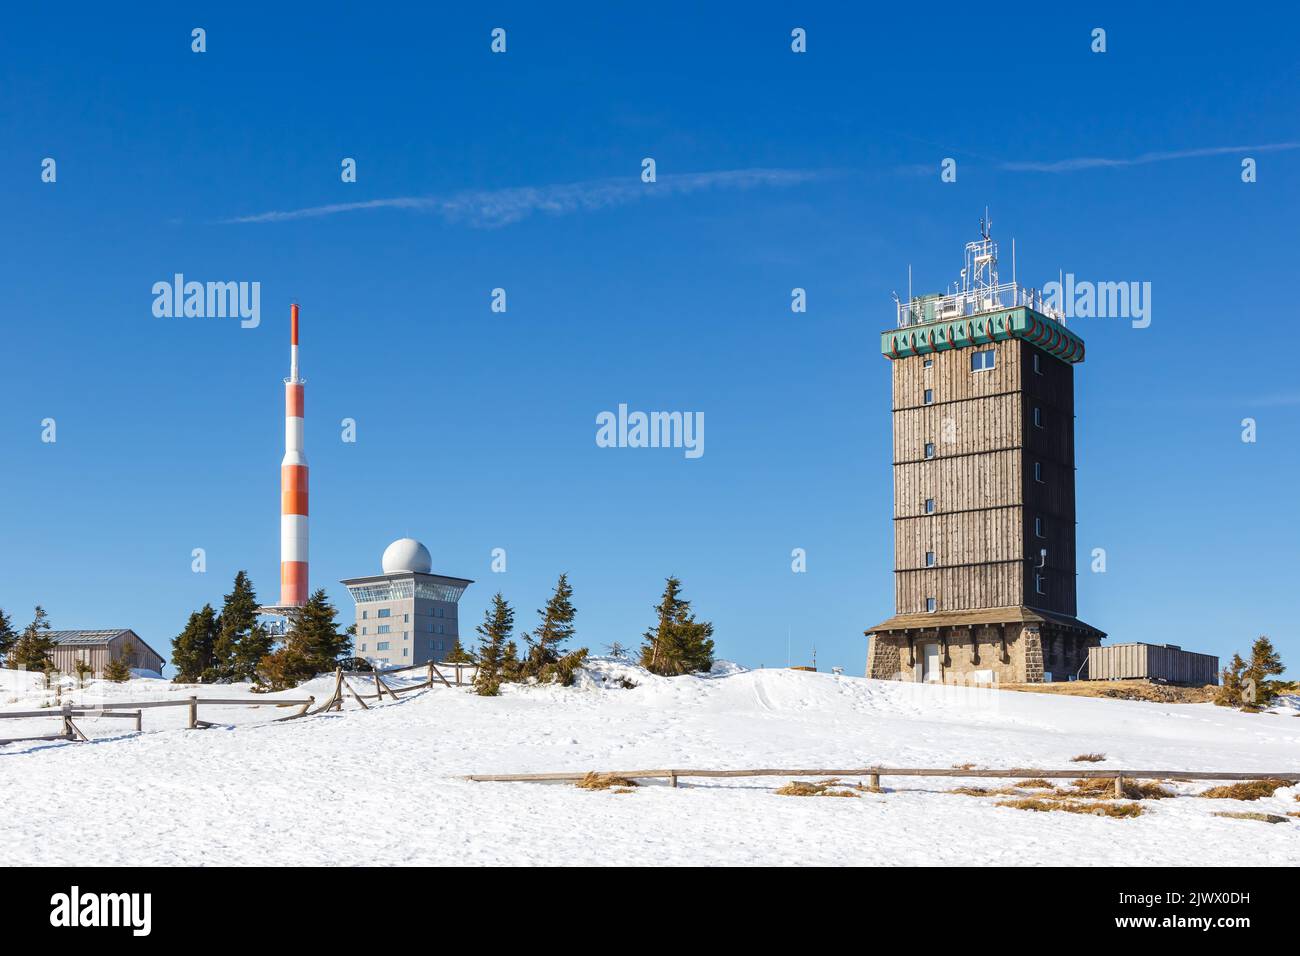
866, 607, 1104, 684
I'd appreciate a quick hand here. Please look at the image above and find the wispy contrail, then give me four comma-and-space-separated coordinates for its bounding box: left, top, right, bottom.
999, 142, 1300, 173
224, 168, 826, 227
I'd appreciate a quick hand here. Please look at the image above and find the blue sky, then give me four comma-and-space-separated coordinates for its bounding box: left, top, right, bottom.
1, 3, 1296, 678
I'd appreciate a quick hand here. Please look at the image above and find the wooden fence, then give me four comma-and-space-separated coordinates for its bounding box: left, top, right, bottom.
0, 695, 314, 746
467, 766, 1300, 794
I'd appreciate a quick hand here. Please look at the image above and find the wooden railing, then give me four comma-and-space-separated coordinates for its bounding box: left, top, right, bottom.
467, 766, 1300, 793
0, 695, 314, 745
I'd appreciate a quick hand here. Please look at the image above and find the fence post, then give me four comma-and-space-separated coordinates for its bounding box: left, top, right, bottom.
869, 773, 881, 790
61, 701, 73, 740
427, 661, 434, 686
188, 696, 198, 729
456, 664, 462, 687
1113, 774, 1124, 798
669, 773, 678, 788
134, 710, 142, 732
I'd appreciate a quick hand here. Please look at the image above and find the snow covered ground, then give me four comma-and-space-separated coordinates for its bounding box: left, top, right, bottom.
2, 660, 1297, 866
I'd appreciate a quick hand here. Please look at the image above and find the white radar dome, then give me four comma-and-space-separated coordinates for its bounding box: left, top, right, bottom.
382, 538, 432, 574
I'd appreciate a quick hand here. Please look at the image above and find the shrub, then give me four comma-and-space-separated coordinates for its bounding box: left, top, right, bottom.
1071, 753, 1106, 763
996, 798, 1143, 818
576, 773, 640, 791
1199, 780, 1290, 801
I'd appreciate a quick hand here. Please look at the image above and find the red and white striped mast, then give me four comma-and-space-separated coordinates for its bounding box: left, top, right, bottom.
280, 303, 309, 607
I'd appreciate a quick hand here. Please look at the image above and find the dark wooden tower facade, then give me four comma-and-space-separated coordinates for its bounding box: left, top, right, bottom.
867, 224, 1104, 684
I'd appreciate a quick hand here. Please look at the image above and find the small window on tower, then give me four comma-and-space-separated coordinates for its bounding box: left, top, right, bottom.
924, 442, 935, 459
925, 498, 935, 514
923, 388, 934, 405
1035, 516, 1046, 538
1033, 352, 1043, 375
923, 358, 933, 369
361, 610, 368, 619
1033, 406, 1043, 428
970, 349, 996, 372
926, 597, 937, 613
925, 551, 935, 567
1035, 575, 1047, 595
377, 608, 391, 618
1034, 461, 1044, 483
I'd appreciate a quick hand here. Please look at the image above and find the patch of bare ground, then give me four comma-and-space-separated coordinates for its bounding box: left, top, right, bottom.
996, 798, 1144, 818
1001, 680, 1215, 704
1199, 780, 1291, 801
576, 772, 640, 791
1212, 811, 1289, 824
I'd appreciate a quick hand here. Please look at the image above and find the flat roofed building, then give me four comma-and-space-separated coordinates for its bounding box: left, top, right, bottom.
341, 538, 474, 670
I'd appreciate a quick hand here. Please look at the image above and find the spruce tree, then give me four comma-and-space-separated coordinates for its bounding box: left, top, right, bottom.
255, 588, 350, 691
290, 588, 351, 671
73, 657, 94, 687
171, 604, 219, 682
103, 643, 133, 682
502, 641, 520, 681
474, 593, 514, 696
640, 577, 715, 676
211, 571, 271, 682
7, 606, 56, 672
0, 608, 17, 659
1215, 653, 1246, 708
522, 573, 578, 678
444, 638, 475, 664
1244, 635, 1285, 707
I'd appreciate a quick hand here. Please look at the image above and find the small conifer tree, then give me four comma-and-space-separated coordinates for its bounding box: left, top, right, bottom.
0, 607, 17, 660
522, 574, 584, 683
640, 577, 715, 676
1244, 635, 1285, 707
7, 606, 57, 672
171, 604, 219, 682
211, 571, 271, 683
103, 648, 132, 683
474, 593, 514, 696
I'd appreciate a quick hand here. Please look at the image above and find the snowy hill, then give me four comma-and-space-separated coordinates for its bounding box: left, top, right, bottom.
2, 661, 1297, 866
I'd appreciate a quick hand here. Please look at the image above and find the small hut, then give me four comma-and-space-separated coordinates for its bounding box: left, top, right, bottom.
47, 629, 165, 677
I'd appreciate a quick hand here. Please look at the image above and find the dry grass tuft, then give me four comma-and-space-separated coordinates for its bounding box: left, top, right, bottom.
1071, 753, 1107, 763
951, 763, 977, 771
1064, 777, 1175, 800
949, 785, 1019, 797
1212, 811, 1289, 824
1015, 778, 1056, 789
775, 778, 861, 798
611, 787, 636, 794
576, 772, 640, 791
996, 798, 1143, 818
1199, 780, 1290, 801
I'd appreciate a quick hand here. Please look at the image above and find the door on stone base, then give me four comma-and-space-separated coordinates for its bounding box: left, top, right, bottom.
922, 642, 942, 683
